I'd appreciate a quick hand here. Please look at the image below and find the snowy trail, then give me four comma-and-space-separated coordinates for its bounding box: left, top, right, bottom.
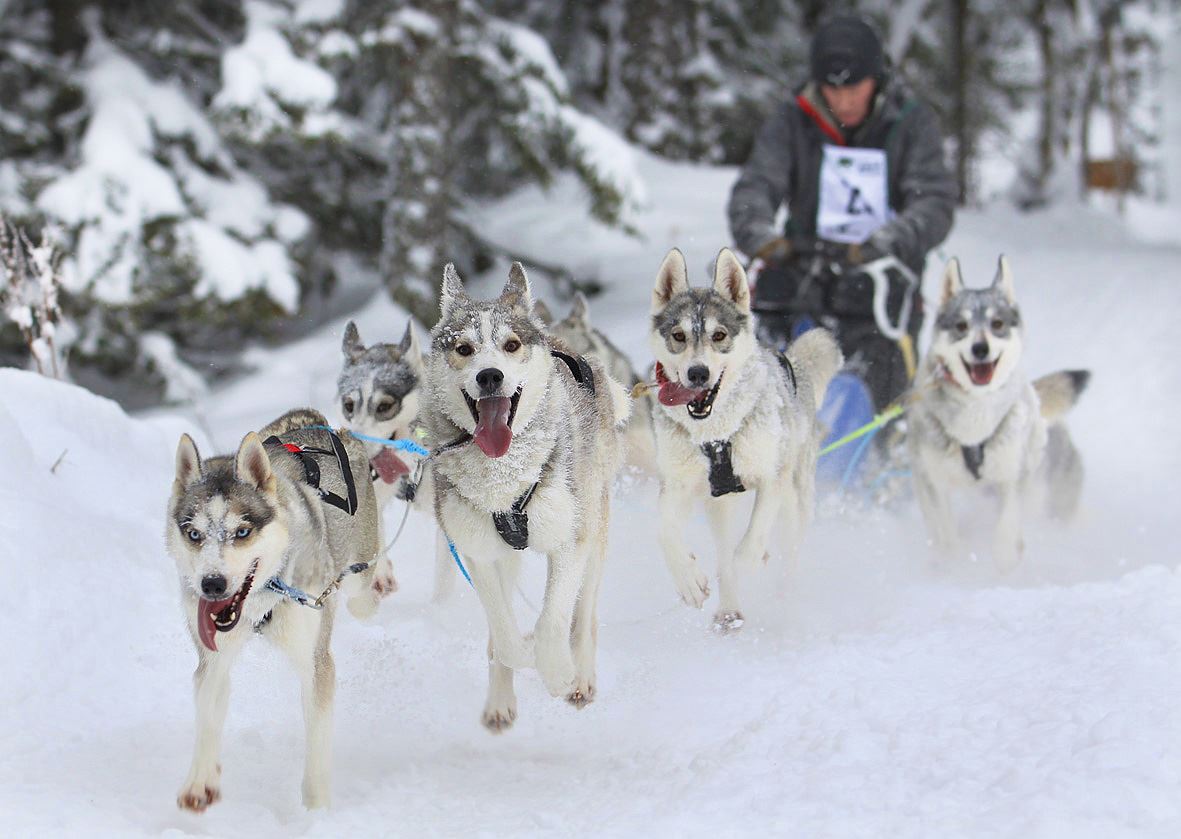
2, 152, 1180, 837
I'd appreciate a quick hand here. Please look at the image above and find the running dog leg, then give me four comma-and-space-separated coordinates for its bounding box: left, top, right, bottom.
431, 528, 456, 603
706, 493, 743, 632
278, 606, 336, 809
465, 552, 533, 670
569, 494, 609, 707
659, 482, 710, 608
535, 540, 588, 697
993, 483, 1024, 572
177, 635, 245, 812
913, 466, 959, 558
734, 482, 780, 569
482, 554, 520, 731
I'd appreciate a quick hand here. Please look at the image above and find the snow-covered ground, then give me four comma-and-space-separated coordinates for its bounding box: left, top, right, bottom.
2, 150, 1180, 837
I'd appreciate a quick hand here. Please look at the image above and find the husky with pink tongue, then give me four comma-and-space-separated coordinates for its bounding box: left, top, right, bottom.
166, 409, 380, 812
338, 319, 455, 601
422, 261, 630, 732
908, 256, 1090, 571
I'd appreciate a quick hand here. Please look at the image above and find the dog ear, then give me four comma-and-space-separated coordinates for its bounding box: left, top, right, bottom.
652, 248, 689, 313
440, 263, 465, 317
993, 254, 1016, 304
532, 299, 554, 325
175, 433, 203, 488
941, 258, 964, 304
342, 320, 364, 362
499, 262, 532, 312
570, 291, 590, 324
235, 431, 276, 496
397, 320, 421, 363
712, 248, 750, 312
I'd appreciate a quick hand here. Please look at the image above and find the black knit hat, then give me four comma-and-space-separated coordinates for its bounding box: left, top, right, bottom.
810, 14, 884, 86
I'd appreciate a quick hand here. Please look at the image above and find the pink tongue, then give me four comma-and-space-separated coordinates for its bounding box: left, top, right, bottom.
968, 361, 996, 386
197, 598, 231, 652
658, 380, 705, 407
371, 448, 410, 483
473, 396, 513, 458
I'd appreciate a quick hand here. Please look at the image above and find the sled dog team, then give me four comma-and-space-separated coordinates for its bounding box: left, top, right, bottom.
168, 249, 1088, 811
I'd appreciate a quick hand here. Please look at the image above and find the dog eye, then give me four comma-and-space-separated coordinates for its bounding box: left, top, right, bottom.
991, 318, 1005, 331
712, 330, 727, 342
504, 339, 521, 353
235, 526, 252, 540
455, 343, 473, 357
671, 330, 686, 343
341, 397, 355, 417
376, 399, 395, 414
185, 527, 203, 543
955, 320, 969, 334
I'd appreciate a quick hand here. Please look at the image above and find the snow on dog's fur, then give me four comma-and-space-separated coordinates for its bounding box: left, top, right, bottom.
908, 256, 1090, 569
167, 409, 380, 811
421, 262, 629, 731
647, 248, 841, 631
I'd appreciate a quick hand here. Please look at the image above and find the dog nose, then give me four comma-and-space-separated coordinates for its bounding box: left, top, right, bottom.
201, 574, 227, 598
686, 364, 711, 387
971, 341, 989, 360
475, 367, 504, 395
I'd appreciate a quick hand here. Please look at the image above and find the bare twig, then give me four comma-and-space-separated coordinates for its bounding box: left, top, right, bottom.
50, 449, 68, 475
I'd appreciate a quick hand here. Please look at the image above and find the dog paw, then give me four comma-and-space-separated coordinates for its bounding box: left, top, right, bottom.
371, 556, 398, 597
345, 590, 379, 620
566, 680, 596, 709
711, 610, 745, 633
535, 639, 576, 698
301, 779, 330, 810
482, 701, 518, 733
994, 539, 1023, 573
177, 779, 220, 813
669, 554, 710, 608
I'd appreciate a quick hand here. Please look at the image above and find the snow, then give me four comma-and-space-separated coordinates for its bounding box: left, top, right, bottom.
4, 147, 1181, 836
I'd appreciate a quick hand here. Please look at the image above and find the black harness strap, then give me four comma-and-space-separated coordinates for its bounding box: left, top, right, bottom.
777, 352, 797, 394
701, 440, 746, 497
962, 444, 985, 480
551, 349, 596, 395
493, 481, 539, 550
265, 428, 359, 516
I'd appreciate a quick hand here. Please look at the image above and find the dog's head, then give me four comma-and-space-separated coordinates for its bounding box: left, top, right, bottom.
338, 320, 422, 484
930, 256, 1023, 391
648, 247, 755, 420
167, 433, 289, 652
548, 292, 598, 358
427, 262, 551, 458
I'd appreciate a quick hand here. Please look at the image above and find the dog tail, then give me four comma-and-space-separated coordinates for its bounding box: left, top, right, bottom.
787, 328, 844, 411
607, 372, 633, 428
1033, 370, 1090, 422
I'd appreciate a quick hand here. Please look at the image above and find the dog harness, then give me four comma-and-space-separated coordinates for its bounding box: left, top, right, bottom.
265, 428, 358, 515
961, 444, 985, 480
700, 351, 799, 497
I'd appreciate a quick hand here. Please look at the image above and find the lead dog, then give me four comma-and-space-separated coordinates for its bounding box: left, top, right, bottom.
421, 262, 629, 730
648, 248, 842, 630
167, 409, 380, 810
908, 256, 1089, 569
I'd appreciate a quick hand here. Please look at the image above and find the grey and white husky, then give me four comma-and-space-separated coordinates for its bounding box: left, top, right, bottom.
537, 292, 657, 473
421, 262, 630, 731
648, 248, 842, 631
167, 409, 380, 811
338, 320, 453, 599
908, 256, 1090, 570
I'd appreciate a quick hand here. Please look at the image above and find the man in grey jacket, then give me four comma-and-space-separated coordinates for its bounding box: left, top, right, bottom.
728, 14, 956, 410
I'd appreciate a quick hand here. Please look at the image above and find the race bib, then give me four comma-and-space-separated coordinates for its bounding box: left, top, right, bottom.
816, 145, 890, 244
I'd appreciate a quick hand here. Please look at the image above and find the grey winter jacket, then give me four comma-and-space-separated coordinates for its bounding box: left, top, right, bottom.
727, 76, 956, 274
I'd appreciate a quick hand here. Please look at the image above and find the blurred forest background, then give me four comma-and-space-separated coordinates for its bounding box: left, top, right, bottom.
0, 0, 1173, 405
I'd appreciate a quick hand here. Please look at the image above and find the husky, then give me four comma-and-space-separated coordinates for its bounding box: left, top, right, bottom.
338, 320, 453, 599
421, 262, 629, 731
167, 409, 380, 811
648, 248, 842, 631
537, 292, 657, 474
907, 256, 1090, 570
